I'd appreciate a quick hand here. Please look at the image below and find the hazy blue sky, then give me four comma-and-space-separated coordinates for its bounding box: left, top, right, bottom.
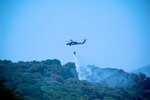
0, 0, 150, 71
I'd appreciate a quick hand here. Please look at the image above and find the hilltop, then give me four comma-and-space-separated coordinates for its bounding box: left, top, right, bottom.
0, 59, 150, 100
132, 65, 150, 77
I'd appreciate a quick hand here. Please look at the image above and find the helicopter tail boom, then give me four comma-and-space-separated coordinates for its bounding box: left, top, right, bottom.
82, 39, 86, 44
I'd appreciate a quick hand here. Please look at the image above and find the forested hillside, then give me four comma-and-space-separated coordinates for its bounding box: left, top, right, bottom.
0, 59, 150, 100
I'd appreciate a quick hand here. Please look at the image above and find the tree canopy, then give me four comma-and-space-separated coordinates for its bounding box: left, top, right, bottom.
0, 59, 150, 100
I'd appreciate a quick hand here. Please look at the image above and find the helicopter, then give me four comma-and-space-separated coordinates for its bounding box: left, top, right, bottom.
66, 39, 86, 46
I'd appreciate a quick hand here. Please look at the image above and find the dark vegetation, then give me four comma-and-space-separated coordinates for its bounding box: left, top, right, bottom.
0, 81, 22, 100
0, 59, 150, 100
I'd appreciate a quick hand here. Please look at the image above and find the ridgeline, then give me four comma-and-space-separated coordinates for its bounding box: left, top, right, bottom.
0, 59, 150, 100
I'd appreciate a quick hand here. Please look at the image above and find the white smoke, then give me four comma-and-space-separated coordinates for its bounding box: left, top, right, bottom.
73, 55, 84, 80
73, 55, 92, 80
73, 55, 93, 80
73, 54, 134, 88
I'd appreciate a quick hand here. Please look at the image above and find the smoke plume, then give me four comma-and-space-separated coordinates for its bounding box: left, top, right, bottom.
74, 55, 134, 88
